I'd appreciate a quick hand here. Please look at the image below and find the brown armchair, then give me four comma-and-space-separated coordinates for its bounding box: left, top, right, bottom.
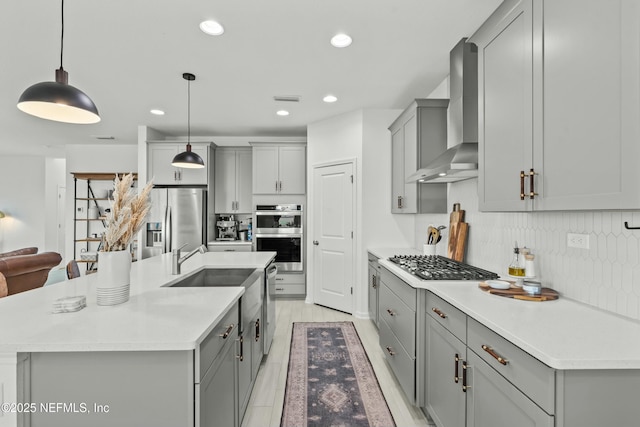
0, 247, 62, 295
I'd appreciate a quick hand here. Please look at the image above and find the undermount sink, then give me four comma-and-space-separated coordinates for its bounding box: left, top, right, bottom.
169, 268, 260, 288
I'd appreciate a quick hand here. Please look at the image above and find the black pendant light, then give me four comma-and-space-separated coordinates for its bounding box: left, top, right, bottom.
17, 0, 100, 124
172, 73, 205, 169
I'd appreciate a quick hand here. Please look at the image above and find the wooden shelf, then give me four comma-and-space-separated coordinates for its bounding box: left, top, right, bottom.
71, 172, 138, 181
75, 218, 107, 222
75, 238, 102, 242
76, 260, 98, 263
76, 197, 110, 201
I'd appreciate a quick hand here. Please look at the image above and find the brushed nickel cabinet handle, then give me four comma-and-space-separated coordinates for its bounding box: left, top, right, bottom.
255, 318, 260, 342
372, 275, 377, 289
219, 324, 234, 339
520, 171, 525, 200
482, 344, 509, 365
386, 346, 396, 356
454, 353, 460, 383
432, 307, 447, 319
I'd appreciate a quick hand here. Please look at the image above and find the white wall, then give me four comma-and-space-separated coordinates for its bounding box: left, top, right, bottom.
0, 156, 47, 253
307, 109, 412, 318
65, 144, 138, 267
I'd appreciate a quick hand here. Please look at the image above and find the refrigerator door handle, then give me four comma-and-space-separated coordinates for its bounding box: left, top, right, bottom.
166, 206, 173, 252
162, 205, 169, 253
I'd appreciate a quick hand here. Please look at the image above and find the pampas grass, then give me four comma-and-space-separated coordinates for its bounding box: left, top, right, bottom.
103, 173, 153, 252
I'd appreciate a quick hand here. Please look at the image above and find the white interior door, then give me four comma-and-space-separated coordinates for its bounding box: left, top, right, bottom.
312, 162, 354, 313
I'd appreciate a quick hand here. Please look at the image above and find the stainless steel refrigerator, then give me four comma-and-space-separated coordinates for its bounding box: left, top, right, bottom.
142, 187, 207, 259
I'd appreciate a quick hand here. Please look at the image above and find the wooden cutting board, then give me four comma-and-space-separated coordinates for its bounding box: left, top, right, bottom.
478, 282, 559, 302
447, 203, 468, 262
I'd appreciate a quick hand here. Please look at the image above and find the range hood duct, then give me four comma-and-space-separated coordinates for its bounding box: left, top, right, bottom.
408, 38, 479, 184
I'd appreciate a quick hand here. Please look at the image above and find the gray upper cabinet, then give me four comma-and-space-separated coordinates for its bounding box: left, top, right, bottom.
473, 0, 640, 211
474, 0, 534, 212
252, 145, 306, 194
389, 99, 448, 214
214, 148, 252, 213
148, 143, 209, 186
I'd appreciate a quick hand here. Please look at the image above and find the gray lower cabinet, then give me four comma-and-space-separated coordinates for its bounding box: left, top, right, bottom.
425, 317, 466, 427
466, 351, 553, 427
378, 266, 417, 403
25, 299, 268, 427
424, 292, 554, 427
200, 332, 238, 427
237, 275, 264, 421
367, 252, 380, 328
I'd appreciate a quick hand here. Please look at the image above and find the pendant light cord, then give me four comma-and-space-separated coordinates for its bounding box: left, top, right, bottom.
60, 0, 64, 68
187, 77, 191, 145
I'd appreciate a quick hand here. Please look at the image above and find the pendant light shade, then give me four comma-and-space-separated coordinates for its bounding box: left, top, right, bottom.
17, 0, 100, 124
18, 68, 100, 124
172, 73, 205, 169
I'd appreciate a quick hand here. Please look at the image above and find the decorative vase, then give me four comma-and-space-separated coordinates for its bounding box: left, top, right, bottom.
96, 250, 131, 306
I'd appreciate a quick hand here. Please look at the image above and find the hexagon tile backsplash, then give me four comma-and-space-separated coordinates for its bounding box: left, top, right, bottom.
416, 178, 640, 321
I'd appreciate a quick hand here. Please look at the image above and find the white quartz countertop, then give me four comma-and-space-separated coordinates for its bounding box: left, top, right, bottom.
0, 251, 276, 353
374, 252, 640, 370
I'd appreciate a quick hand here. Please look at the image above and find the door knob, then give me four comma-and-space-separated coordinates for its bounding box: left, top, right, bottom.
313, 240, 319, 245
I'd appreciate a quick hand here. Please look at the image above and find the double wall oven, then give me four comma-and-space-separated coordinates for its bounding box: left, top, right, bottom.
254, 204, 303, 272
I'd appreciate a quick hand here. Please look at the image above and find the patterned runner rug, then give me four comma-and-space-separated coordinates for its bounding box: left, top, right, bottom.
281, 321, 396, 427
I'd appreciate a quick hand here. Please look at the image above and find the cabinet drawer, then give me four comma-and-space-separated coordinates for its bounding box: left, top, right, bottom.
198, 303, 239, 381
379, 282, 416, 355
207, 243, 252, 252
426, 292, 467, 342
275, 284, 306, 296
380, 266, 416, 310
467, 317, 555, 414
379, 317, 415, 402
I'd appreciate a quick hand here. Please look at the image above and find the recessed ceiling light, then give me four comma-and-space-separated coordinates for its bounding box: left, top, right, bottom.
276, 110, 290, 116
200, 20, 224, 36
331, 33, 352, 48
323, 95, 338, 103
150, 109, 165, 116
439, 172, 447, 177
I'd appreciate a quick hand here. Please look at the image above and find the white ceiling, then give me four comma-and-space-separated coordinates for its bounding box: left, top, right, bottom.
0, 0, 502, 157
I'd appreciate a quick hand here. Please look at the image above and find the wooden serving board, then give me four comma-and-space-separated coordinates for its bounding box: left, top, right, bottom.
478, 282, 559, 302
447, 203, 468, 262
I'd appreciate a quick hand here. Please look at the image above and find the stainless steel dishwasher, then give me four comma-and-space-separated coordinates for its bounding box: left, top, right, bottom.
264, 262, 277, 354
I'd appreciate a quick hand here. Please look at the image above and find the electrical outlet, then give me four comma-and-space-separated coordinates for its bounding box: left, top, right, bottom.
567, 233, 589, 249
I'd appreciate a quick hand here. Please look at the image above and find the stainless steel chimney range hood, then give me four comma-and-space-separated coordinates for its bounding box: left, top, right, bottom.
408, 38, 479, 184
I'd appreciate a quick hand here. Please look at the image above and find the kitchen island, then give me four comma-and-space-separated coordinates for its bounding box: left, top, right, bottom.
0, 251, 275, 427
370, 248, 640, 427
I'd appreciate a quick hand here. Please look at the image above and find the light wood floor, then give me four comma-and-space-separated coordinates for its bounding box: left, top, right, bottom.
242, 299, 431, 427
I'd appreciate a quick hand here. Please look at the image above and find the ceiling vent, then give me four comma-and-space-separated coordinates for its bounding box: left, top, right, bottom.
273, 95, 300, 103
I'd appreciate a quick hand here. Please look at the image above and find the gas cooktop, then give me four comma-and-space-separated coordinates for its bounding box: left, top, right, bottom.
388, 255, 499, 281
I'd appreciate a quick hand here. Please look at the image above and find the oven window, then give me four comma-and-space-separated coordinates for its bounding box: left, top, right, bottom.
256, 237, 301, 263
255, 214, 301, 229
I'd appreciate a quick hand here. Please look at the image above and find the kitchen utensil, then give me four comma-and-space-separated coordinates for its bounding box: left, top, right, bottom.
447, 203, 468, 262
427, 226, 434, 244
432, 228, 440, 244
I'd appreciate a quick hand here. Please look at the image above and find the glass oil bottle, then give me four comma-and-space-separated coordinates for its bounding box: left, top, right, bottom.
508, 243, 525, 277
